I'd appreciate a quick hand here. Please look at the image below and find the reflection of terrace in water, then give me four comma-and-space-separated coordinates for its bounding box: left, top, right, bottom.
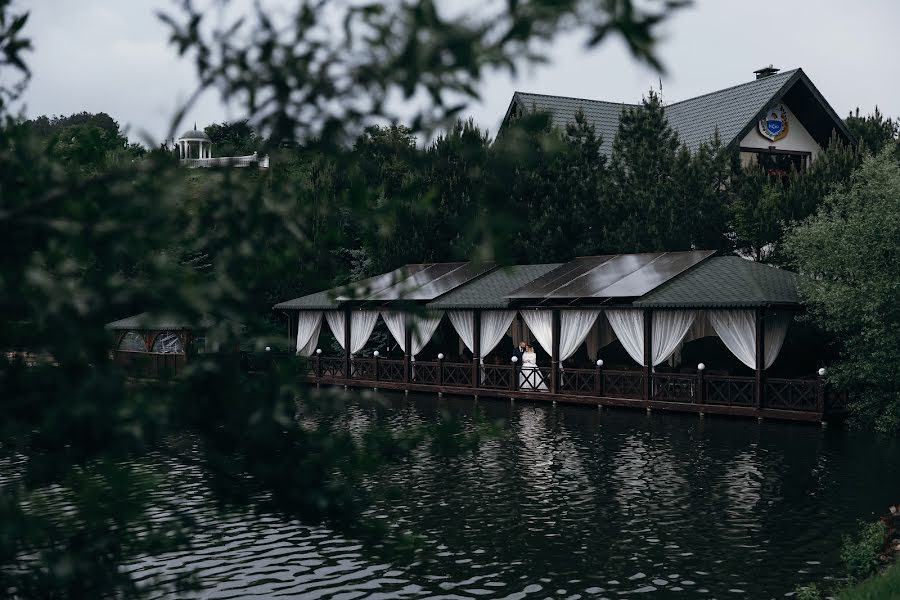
263, 252, 846, 423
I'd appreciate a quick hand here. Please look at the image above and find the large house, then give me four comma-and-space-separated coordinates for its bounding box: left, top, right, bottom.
501, 66, 853, 174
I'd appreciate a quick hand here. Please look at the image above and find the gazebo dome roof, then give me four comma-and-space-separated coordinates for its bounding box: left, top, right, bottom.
177, 123, 210, 141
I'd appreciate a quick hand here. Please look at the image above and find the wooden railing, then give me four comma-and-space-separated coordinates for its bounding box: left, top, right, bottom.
299, 355, 843, 420
704, 374, 755, 407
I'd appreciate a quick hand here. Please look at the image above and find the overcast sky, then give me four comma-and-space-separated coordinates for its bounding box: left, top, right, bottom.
16, 0, 900, 145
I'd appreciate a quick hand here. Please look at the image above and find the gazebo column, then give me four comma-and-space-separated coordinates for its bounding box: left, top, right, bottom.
755, 308, 766, 410
643, 309, 653, 401
550, 309, 561, 394
343, 309, 352, 380
403, 318, 412, 386
472, 310, 481, 389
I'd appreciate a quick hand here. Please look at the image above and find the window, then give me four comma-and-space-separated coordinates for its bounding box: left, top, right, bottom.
151, 332, 185, 354
117, 331, 146, 352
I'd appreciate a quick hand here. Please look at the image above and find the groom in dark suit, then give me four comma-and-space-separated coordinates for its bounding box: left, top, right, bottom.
516, 340, 526, 358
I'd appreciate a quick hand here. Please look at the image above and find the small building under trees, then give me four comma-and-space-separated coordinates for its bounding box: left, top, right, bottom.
501, 67, 853, 175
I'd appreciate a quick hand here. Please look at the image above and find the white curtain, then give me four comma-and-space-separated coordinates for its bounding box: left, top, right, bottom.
651, 311, 696, 366
585, 315, 617, 361
520, 310, 553, 355
559, 310, 601, 362
684, 312, 716, 342
707, 310, 755, 369
295, 311, 323, 356
448, 310, 475, 355
605, 310, 696, 367
381, 311, 444, 357
764, 311, 792, 369
708, 309, 791, 370
450, 310, 518, 360
482, 311, 517, 358
605, 310, 646, 366
325, 310, 379, 354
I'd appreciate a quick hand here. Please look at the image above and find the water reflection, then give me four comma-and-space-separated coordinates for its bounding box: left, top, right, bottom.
5, 392, 900, 599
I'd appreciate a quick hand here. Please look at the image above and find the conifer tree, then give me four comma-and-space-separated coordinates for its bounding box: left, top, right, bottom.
608, 90, 690, 252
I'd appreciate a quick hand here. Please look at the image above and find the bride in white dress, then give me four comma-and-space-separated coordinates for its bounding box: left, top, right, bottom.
519, 346, 548, 390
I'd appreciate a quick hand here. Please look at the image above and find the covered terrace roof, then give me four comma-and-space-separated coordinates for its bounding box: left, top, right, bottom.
428, 264, 561, 309
273, 261, 494, 310
507, 251, 714, 301
105, 312, 215, 331
274, 253, 803, 311
632, 257, 801, 308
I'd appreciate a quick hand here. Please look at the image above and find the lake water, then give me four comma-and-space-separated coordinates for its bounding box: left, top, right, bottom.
128, 392, 900, 598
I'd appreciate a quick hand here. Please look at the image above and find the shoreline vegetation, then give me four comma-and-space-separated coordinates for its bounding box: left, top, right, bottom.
797, 505, 900, 599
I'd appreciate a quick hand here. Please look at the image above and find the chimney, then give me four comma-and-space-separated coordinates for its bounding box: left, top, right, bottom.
753, 65, 780, 80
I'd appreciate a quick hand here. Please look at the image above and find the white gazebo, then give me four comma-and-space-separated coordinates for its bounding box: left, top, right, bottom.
176, 124, 212, 159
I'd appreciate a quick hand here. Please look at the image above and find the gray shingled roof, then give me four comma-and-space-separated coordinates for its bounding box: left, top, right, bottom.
428, 264, 561, 309
510, 92, 636, 156
272, 290, 339, 310
665, 69, 797, 151
507, 69, 809, 154
105, 312, 215, 330
632, 257, 801, 308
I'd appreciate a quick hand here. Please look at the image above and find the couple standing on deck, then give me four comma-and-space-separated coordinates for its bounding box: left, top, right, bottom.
516, 341, 548, 390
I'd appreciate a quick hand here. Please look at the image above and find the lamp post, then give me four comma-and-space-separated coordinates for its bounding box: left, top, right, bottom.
373, 350, 380, 383
437, 353, 444, 387
595, 359, 604, 395
510, 355, 518, 393
697, 362, 706, 406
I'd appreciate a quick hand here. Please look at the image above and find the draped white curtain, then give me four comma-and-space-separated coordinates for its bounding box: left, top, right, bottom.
520, 310, 553, 354
381, 311, 444, 357
708, 309, 791, 370
482, 311, 517, 358
450, 310, 517, 359
605, 310, 646, 366
652, 311, 696, 366
605, 310, 696, 366
585, 315, 617, 361
764, 312, 792, 369
448, 310, 474, 354
325, 310, 379, 354
559, 310, 601, 362
295, 311, 323, 356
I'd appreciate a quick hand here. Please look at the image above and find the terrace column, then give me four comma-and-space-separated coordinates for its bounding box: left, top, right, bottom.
550, 309, 561, 394
403, 319, 412, 386
755, 308, 766, 410
472, 310, 482, 389
643, 309, 653, 402
343, 309, 352, 380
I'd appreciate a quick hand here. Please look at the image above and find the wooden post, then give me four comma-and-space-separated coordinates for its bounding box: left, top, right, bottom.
403, 317, 412, 386
510, 360, 518, 392
374, 353, 380, 383
697, 366, 705, 405
438, 354, 444, 387
344, 309, 352, 380
755, 308, 765, 410
594, 362, 603, 395
472, 310, 481, 389
816, 378, 825, 415
315, 353, 322, 379
550, 309, 561, 394
643, 309, 653, 401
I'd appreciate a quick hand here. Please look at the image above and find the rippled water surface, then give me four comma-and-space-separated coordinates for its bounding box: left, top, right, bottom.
47, 394, 900, 598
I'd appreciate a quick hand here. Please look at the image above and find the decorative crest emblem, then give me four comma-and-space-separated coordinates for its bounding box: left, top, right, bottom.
758, 104, 789, 141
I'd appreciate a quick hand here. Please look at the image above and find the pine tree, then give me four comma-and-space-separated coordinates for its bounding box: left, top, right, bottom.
608, 90, 690, 252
